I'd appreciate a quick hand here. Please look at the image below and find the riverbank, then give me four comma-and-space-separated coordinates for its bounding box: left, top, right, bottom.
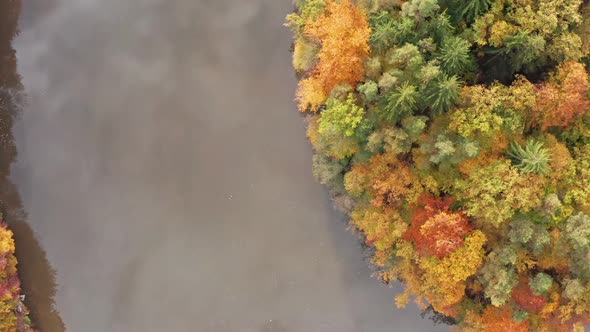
0, 1, 33, 330
0, 1, 64, 331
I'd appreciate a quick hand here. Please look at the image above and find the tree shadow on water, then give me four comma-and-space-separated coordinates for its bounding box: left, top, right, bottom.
0, 0, 65, 330
5, 198, 66, 332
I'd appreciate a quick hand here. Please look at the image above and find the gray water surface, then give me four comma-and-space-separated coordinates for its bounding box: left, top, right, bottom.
13, 1, 446, 331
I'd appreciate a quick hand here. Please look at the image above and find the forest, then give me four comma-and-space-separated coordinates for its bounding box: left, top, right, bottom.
287, 0, 590, 330
0, 219, 34, 332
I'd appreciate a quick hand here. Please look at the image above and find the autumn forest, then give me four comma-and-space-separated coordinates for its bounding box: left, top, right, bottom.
287, 0, 590, 330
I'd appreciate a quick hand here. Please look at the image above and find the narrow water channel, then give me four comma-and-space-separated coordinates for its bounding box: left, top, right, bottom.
11, 1, 446, 331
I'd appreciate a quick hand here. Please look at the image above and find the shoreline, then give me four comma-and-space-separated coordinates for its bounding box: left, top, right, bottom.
0, 1, 65, 330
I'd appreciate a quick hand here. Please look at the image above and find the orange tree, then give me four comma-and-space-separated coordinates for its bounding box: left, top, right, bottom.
294, 0, 370, 112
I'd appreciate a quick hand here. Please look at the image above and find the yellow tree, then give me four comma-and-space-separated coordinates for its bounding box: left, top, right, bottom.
350, 206, 407, 266
419, 230, 487, 312
296, 77, 327, 112
0, 224, 18, 332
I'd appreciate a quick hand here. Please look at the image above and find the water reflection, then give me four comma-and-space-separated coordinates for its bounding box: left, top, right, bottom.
0, 0, 64, 330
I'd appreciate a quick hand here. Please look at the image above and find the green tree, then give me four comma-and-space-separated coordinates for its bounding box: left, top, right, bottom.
529, 272, 553, 296
424, 74, 460, 114
285, 0, 327, 35
503, 30, 546, 73
426, 13, 454, 45
378, 71, 398, 92
367, 127, 413, 155
401, 115, 428, 140
369, 11, 397, 54
430, 135, 456, 164
365, 57, 383, 81
380, 82, 421, 123
417, 61, 442, 85
447, 0, 492, 23
478, 247, 518, 306
437, 37, 474, 76
357, 81, 378, 102
560, 212, 590, 278
386, 43, 425, 80
507, 139, 551, 174
308, 114, 360, 159
561, 212, 590, 251
401, 0, 439, 22
508, 218, 550, 255
318, 94, 365, 137
389, 16, 420, 46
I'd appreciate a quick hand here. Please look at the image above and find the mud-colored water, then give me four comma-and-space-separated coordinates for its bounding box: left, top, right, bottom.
11, 1, 446, 331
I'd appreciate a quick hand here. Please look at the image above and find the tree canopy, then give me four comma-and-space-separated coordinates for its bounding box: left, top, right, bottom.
288, 0, 590, 330
0, 218, 35, 332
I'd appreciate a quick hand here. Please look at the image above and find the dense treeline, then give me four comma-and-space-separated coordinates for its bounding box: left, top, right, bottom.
0, 1, 38, 331
0, 218, 34, 332
287, 0, 590, 330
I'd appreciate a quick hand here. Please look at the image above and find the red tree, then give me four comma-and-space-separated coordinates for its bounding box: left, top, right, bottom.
403, 194, 473, 258
480, 306, 530, 332
534, 61, 590, 130
511, 278, 547, 314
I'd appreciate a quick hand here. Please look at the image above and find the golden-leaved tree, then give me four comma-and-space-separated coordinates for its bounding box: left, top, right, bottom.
296, 0, 370, 111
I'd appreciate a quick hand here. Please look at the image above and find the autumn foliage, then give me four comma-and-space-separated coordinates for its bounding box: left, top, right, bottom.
475, 306, 529, 332
0, 219, 35, 332
288, 0, 590, 330
404, 195, 472, 259
534, 61, 590, 130
295, 0, 370, 111
345, 152, 420, 207
511, 278, 548, 314
305, 0, 370, 92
